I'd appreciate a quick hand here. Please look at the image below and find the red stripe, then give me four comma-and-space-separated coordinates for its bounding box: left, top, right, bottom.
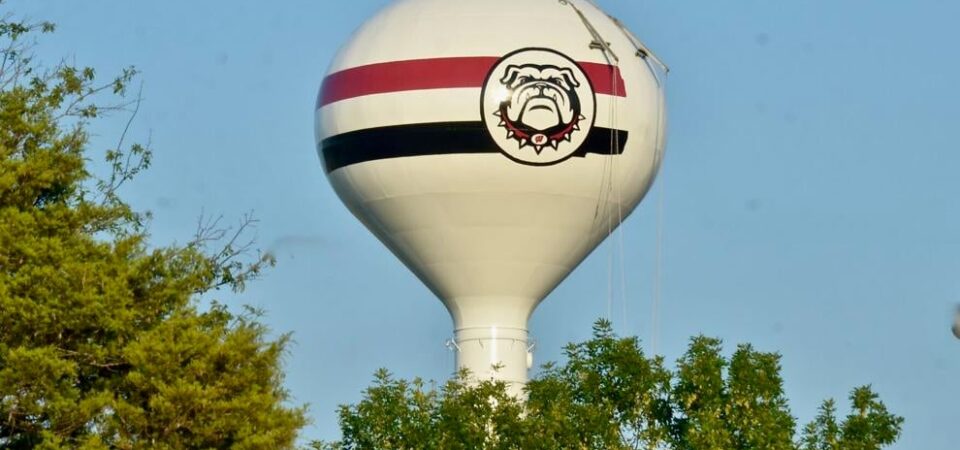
580, 63, 628, 98
317, 56, 626, 108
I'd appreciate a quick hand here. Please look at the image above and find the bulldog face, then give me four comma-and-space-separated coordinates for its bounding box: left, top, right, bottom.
482, 48, 595, 164
499, 64, 581, 132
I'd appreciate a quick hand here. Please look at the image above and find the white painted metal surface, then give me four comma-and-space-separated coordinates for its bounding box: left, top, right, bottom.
315, 0, 667, 395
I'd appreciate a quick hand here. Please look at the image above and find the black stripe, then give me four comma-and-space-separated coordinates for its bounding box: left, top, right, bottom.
319, 122, 628, 172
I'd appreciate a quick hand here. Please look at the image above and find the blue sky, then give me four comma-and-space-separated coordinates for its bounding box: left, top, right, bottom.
8, 0, 959, 447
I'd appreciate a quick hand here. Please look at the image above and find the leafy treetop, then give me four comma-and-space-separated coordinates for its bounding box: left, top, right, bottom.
317, 320, 903, 450
1, 5, 306, 449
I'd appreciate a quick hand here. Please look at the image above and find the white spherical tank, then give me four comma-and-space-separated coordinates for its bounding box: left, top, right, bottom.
315, 0, 667, 394
953, 305, 960, 339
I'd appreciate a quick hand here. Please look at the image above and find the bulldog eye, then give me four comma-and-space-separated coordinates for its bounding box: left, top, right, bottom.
517, 76, 530, 85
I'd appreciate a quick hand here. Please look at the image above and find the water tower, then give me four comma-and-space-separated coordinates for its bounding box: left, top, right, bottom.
315, 0, 667, 395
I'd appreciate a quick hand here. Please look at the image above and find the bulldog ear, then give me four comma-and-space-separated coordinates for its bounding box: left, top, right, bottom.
500, 65, 522, 86
560, 68, 580, 88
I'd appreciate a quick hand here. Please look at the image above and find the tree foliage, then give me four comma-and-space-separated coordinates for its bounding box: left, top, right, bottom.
319, 320, 902, 450
0, 5, 306, 448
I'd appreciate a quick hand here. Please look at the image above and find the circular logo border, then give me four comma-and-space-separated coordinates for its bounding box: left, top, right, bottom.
480, 47, 598, 167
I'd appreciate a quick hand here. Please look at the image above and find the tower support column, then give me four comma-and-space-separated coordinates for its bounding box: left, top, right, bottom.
453, 325, 531, 398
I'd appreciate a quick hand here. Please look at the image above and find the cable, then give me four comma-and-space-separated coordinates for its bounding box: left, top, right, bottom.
560, 0, 666, 338
652, 177, 663, 355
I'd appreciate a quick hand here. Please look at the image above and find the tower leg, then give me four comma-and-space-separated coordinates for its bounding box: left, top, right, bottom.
453, 326, 531, 398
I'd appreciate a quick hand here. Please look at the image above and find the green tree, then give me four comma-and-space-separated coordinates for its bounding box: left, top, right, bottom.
320, 320, 902, 450
0, 7, 307, 449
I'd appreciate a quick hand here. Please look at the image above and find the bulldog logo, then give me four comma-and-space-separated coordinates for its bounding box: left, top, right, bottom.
482, 48, 596, 165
